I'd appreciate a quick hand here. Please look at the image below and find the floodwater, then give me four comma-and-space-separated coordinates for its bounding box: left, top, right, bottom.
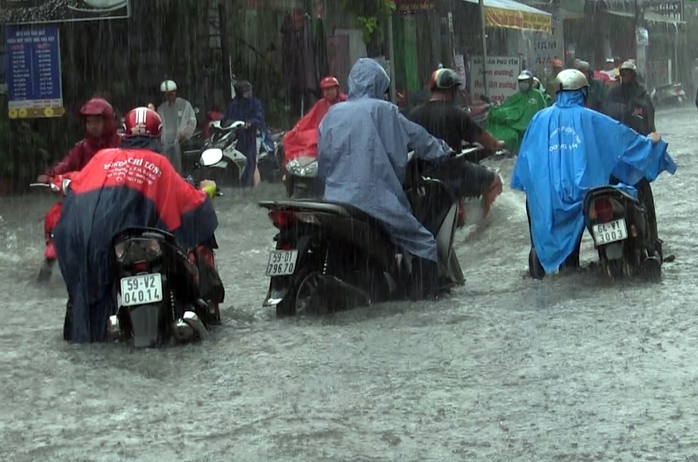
1, 109, 695, 461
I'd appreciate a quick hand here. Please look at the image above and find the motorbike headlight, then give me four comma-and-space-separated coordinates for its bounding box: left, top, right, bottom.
286, 158, 318, 177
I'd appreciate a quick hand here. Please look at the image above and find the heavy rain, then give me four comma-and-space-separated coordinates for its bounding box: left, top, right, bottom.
0, 0, 696, 460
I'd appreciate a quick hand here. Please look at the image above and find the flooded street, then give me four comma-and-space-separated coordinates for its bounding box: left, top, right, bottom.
1, 109, 696, 461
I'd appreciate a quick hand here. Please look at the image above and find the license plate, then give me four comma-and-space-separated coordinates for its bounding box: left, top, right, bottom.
266, 250, 298, 276
592, 219, 628, 246
120, 273, 164, 307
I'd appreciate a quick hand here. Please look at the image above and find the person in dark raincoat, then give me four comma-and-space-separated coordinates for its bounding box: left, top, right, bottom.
317, 58, 453, 300
575, 60, 607, 112
511, 70, 676, 279
54, 107, 223, 343
224, 81, 273, 187
36, 98, 122, 283
487, 70, 549, 154
603, 60, 662, 252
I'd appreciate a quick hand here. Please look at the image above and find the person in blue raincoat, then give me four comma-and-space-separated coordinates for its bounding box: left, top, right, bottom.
224, 80, 274, 187
511, 69, 676, 278
317, 58, 453, 300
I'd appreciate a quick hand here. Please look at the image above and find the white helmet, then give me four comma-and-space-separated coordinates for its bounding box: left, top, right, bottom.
554, 69, 589, 92
160, 80, 177, 93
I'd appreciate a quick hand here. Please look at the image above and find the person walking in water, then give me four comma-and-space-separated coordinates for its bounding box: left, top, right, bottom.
157, 80, 197, 174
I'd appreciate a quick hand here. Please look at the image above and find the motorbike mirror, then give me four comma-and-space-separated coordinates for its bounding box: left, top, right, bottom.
194, 107, 200, 114
200, 148, 224, 167
61, 178, 71, 195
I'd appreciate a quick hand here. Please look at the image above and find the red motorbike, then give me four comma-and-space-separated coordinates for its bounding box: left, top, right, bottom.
32, 174, 73, 283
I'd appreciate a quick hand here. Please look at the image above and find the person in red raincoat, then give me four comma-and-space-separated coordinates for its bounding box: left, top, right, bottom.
282, 76, 347, 169
54, 107, 223, 343
36, 98, 122, 283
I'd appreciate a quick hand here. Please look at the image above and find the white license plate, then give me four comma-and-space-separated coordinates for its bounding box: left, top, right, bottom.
266, 250, 298, 276
592, 219, 628, 246
120, 273, 164, 307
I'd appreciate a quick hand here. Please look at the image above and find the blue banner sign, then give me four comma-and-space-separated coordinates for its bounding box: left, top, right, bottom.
4, 24, 64, 118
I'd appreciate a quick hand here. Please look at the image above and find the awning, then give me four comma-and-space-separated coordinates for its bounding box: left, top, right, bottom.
606, 10, 685, 26
463, 0, 552, 33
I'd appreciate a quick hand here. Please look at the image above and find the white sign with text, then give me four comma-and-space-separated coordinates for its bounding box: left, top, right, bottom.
469, 56, 521, 104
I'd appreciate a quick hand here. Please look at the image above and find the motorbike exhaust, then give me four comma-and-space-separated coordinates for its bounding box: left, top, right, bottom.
172, 318, 195, 341
182, 311, 208, 340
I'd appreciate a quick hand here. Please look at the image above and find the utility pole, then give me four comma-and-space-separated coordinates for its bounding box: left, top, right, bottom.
479, 0, 489, 97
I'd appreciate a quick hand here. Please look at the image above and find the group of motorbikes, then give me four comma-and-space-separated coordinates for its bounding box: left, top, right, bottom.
32, 100, 667, 348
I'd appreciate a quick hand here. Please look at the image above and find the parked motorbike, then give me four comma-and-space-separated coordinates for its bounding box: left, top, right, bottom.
650, 83, 686, 108
31, 175, 72, 283
202, 119, 283, 186
62, 148, 225, 347
257, 130, 285, 183
258, 148, 489, 317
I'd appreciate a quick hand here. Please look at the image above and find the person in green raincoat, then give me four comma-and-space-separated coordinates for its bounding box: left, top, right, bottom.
487, 70, 549, 154
533, 77, 553, 105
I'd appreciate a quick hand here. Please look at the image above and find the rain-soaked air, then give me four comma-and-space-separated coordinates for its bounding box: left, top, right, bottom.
0, 0, 695, 459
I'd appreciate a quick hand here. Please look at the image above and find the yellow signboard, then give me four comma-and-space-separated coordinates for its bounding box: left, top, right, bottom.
485, 6, 552, 33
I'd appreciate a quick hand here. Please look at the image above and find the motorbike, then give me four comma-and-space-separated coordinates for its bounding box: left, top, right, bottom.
258, 147, 490, 317
257, 130, 285, 183
583, 185, 661, 280
527, 183, 661, 281
650, 83, 686, 108
201, 119, 283, 186
31, 175, 73, 283
63, 148, 225, 347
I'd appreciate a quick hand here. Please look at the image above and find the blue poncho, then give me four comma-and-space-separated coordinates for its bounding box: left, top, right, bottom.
511, 90, 676, 273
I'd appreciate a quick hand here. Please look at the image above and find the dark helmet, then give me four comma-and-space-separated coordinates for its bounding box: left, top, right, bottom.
430, 68, 463, 91
235, 80, 252, 94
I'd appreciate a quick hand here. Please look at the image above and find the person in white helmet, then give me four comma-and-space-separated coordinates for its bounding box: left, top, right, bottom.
512, 69, 676, 279
156, 80, 197, 174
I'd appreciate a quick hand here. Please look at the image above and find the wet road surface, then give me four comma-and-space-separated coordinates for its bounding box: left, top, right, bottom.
0, 109, 695, 461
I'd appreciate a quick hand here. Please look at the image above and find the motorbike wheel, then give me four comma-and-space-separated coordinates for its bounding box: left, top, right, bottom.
275, 269, 327, 317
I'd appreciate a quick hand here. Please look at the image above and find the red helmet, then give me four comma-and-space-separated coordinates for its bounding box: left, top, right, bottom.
123, 107, 162, 138
320, 76, 340, 90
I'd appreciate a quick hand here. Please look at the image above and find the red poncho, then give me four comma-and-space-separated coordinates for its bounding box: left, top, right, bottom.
282, 94, 347, 166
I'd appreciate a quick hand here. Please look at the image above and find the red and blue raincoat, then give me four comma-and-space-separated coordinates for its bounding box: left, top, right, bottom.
53, 148, 218, 343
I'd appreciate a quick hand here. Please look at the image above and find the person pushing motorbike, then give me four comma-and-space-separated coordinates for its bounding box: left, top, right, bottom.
53, 107, 224, 343
36, 97, 122, 283
512, 69, 675, 278
408, 67, 504, 217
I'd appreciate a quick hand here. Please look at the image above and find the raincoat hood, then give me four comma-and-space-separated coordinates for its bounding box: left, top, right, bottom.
80, 97, 118, 148
120, 136, 164, 153
348, 58, 390, 100
555, 90, 586, 108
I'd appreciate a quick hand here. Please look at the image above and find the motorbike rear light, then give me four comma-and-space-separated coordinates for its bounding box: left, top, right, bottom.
592, 198, 614, 222
115, 239, 162, 263
294, 212, 320, 225
268, 210, 295, 228
133, 261, 148, 272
